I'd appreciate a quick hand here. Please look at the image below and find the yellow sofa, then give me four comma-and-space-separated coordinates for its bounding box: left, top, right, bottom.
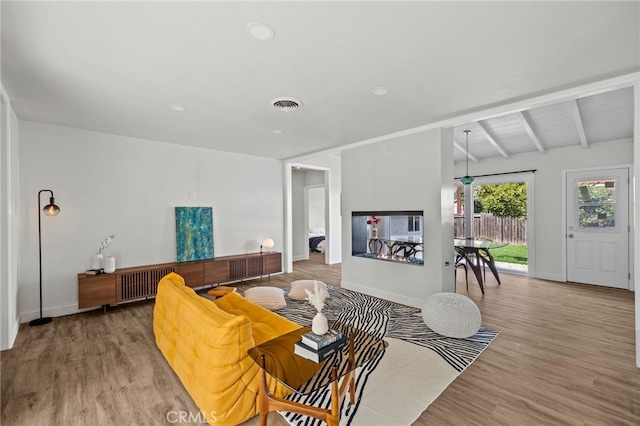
153, 272, 301, 425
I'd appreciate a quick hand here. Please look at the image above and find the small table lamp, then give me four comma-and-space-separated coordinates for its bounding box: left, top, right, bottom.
262, 238, 275, 253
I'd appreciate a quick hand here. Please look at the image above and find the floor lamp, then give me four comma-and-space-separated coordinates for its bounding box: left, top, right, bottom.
30, 189, 60, 327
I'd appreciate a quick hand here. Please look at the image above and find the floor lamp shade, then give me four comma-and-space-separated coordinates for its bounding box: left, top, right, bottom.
30, 189, 60, 327
43, 196, 60, 216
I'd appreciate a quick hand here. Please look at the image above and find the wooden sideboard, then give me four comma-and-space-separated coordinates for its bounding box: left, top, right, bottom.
78, 252, 282, 309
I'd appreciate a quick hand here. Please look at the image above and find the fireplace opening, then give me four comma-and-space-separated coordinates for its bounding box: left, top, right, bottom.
352, 211, 424, 266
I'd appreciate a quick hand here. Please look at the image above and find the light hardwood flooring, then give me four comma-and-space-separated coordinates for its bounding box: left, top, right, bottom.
2, 253, 639, 425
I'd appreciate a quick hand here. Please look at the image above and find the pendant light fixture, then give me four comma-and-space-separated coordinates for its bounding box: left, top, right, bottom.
460, 130, 475, 185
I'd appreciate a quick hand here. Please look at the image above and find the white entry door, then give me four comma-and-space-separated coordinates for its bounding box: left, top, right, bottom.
566, 168, 629, 289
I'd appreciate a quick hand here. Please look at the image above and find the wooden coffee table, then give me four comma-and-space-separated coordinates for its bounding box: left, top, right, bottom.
247, 323, 387, 426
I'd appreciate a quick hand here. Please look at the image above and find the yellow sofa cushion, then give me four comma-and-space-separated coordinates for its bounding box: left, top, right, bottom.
153, 273, 301, 426
214, 291, 299, 345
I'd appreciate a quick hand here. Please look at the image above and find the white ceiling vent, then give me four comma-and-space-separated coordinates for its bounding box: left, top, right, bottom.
271, 97, 303, 112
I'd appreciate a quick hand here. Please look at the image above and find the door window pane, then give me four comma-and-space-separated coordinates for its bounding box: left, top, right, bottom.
577, 178, 616, 229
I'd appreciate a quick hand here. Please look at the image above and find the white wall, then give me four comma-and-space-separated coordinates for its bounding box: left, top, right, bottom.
454, 138, 633, 281
1, 84, 21, 350
341, 128, 454, 308
18, 121, 284, 321
308, 186, 325, 231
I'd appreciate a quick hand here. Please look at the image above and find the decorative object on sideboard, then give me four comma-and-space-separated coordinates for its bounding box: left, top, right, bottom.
104, 256, 116, 274
261, 238, 275, 253
31, 189, 60, 327
91, 234, 114, 271
90, 254, 103, 271
305, 280, 329, 335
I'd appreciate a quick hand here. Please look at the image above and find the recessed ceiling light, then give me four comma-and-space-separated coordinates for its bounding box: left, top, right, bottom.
272, 129, 283, 134
373, 87, 389, 96
169, 104, 185, 112
246, 22, 275, 41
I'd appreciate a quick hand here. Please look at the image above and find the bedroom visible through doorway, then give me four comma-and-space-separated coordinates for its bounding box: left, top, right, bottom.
307, 186, 326, 255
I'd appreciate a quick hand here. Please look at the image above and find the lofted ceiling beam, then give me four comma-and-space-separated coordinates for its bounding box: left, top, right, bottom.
476, 121, 510, 158
453, 141, 479, 162
516, 111, 546, 154
568, 100, 589, 149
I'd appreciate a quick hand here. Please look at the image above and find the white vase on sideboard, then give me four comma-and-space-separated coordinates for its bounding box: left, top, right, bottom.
104, 256, 116, 273
90, 254, 103, 271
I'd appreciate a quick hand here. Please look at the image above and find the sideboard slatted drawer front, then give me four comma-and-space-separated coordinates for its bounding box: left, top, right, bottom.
229, 259, 247, 281
116, 267, 175, 302
247, 257, 263, 277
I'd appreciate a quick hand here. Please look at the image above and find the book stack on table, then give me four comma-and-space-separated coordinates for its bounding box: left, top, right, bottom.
294, 329, 347, 362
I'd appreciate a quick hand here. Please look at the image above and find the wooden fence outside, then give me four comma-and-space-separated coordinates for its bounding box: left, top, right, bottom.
454, 213, 527, 245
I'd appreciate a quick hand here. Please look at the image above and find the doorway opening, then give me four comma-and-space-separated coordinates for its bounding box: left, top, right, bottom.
306, 185, 326, 256
287, 166, 330, 271
454, 172, 534, 276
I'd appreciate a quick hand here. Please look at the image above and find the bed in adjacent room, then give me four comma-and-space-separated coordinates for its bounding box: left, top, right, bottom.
309, 228, 326, 253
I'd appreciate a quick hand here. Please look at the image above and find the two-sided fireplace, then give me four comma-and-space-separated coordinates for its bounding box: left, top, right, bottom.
351, 211, 424, 266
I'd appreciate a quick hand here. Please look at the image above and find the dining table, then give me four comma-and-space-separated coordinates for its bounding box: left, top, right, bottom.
454, 238, 508, 294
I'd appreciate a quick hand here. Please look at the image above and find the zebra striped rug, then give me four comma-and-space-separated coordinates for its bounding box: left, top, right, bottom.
275, 285, 499, 426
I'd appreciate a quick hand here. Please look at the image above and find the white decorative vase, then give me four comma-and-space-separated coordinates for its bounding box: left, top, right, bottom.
104, 256, 116, 274
312, 311, 329, 335
91, 254, 103, 270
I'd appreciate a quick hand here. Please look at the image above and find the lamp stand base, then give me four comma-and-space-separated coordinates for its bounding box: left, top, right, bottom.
29, 317, 52, 326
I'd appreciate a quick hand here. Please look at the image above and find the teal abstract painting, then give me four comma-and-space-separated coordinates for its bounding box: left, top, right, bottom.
175, 207, 214, 262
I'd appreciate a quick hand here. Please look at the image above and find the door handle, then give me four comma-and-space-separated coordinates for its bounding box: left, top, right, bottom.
568, 234, 574, 238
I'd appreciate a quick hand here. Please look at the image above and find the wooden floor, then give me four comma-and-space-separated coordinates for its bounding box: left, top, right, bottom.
2, 252, 639, 425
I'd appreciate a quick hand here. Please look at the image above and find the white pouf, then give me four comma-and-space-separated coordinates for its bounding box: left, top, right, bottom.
288, 280, 328, 300
244, 286, 287, 310
422, 292, 481, 338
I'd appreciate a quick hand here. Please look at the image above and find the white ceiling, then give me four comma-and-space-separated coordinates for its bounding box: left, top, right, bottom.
2, 1, 639, 161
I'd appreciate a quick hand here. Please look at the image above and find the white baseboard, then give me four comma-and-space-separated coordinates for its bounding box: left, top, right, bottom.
293, 254, 308, 262
341, 280, 424, 309
20, 303, 81, 323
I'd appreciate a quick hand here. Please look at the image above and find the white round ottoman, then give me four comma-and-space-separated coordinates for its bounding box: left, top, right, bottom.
422, 292, 481, 338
